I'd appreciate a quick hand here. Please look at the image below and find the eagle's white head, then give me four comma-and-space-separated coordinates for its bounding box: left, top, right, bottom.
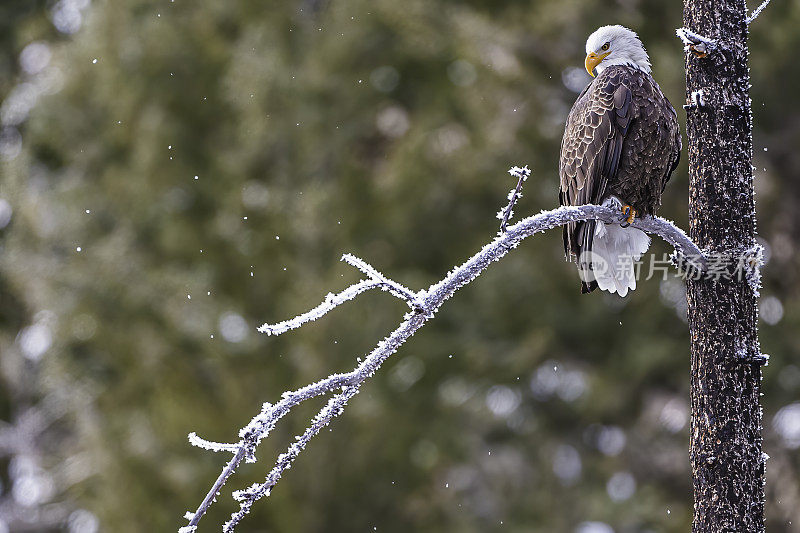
584, 25, 651, 77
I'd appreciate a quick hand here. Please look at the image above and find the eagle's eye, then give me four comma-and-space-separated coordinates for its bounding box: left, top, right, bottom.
601, 42, 610, 51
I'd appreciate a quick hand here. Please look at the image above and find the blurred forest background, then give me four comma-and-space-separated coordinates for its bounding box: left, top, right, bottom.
1, 0, 799, 532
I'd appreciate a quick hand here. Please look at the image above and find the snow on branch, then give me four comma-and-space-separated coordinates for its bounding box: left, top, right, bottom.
257, 279, 378, 336
678, 0, 772, 49
746, 0, 773, 24
498, 165, 530, 233
676, 27, 718, 58
340, 253, 423, 308
182, 172, 709, 532
188, 432, 241, 454
258, 254, 423, 336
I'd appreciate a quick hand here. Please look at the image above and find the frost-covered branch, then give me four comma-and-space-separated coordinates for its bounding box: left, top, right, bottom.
340, 253, 423, 308
224, 385, 362, 531
678, 0, 773, 51
498, 166, 530, 233
188, 432, 241, 454
258, 254, 423, 336
183, 197, 710, 532
746, 0, 772, 24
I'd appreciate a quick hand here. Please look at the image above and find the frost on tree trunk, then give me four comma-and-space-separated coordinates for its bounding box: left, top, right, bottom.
683, 0, 765, 531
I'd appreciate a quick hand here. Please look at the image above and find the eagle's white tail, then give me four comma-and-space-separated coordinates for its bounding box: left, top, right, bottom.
587, 221, 651, 297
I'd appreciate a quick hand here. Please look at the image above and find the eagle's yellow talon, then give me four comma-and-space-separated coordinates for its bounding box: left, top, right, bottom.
621, 204, 637, 226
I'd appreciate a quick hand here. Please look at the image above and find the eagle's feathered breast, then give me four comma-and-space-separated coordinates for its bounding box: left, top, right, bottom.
559, 65, 681, 262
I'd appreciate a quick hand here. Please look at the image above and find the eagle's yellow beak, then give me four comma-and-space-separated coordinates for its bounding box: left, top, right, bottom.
585, 51, 611, 77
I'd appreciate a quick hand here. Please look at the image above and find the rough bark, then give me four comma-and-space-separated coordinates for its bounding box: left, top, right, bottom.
683, 0, 765, 531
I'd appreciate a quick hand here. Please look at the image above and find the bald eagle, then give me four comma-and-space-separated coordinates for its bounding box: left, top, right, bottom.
559, 25, 681, 296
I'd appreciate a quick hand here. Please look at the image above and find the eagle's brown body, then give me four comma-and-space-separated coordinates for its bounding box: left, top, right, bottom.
559, 65, 681, 292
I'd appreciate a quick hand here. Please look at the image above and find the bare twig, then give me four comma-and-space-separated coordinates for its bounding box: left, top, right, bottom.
182, 200, 709, 532
499, 166, 531, 233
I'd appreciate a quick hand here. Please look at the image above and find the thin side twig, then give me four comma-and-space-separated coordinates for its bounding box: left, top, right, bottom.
257, 279, 380, 336
746, 0, 773, 24
188, 432, 240, 454
341, 253, 423, 308
499, 165, 531, 233
258, 254, 423, 337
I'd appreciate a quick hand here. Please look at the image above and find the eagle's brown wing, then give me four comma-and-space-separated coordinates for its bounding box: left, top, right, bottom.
559, 69, 634, 293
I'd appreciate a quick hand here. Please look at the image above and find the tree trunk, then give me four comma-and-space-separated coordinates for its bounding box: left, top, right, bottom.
683, 1, 765, 531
